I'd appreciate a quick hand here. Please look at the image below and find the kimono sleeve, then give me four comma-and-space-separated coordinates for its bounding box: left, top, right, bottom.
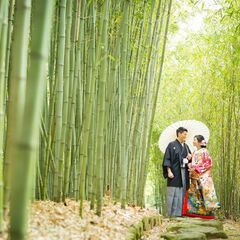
195, 149, 212, 173
162, 143, 172, 178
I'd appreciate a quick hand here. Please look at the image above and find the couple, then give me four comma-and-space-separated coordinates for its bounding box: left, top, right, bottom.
162, 127, 220, 218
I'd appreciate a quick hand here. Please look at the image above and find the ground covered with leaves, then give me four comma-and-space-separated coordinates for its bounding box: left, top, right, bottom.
2, 198, 159, 240
2, 199, 240, 240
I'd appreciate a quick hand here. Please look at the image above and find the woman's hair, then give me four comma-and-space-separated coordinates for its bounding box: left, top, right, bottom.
194, 135, 207, 148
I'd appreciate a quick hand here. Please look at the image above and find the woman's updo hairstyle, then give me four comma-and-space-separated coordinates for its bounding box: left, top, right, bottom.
194, 135, 207, 148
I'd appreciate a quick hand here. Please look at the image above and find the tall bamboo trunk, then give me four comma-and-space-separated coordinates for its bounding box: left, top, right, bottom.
0, 0, 9, 231
9, 0, 54, 238
54, 0, 66, 202
119, 0, 129, 209
95, 0, 110, 216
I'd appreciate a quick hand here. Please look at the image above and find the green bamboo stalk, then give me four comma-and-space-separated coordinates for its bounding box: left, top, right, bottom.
41, 5, 59, 199
103, 7, 125, 196
78, 0, 99, 217
90, 100, 97, 209
60, 0, 72, 201
40, 117, 56, 199
63, 0, 79, 201
71, 130, 77, 198
88, 106, 95, 207
95, 0, 110, 216
106, 2, 123, 202
0, 0, 9, 230
86, 1, 96, 204
4, 1, 29, 209
119, 0, 129, 209
0, 0, 7, 37
53, 0, 66, 202
9, 0, 54, 238
42, 85, 57, 200
4, 0, 32, 213
73, 0, 84, 200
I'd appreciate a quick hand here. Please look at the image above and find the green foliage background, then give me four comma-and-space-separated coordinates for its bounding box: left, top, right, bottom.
147, 0, 240, 219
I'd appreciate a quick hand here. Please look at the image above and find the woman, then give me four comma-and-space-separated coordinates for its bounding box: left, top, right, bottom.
182, 135, 220, 219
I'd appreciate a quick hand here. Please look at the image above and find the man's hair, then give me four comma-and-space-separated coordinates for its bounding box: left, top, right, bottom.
176, 127, 188, 136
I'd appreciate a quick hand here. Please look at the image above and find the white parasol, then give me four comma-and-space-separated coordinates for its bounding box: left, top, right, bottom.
158, 120, 210, 153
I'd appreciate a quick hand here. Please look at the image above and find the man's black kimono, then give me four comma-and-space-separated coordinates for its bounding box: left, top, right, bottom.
162, 139, 191, 190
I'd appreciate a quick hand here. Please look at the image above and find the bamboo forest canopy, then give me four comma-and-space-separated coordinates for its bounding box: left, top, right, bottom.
149, 0, 240, 219
0, 0, 171, 238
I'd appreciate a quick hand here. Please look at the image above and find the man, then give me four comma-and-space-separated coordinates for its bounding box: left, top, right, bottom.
162, 127, 192, 217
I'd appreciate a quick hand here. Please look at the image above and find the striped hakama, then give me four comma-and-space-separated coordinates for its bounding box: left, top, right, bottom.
167, 168, 186, 216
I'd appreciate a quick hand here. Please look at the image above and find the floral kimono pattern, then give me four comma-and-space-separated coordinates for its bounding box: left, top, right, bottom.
183, 148, 220, 218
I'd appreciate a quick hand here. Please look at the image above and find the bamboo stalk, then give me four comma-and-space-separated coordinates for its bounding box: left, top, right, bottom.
9, 0, 54, 238
0, 0, 9, 230
119, 0, 129, 209
60, 0, 72, 201
63, 0, 79, 201
95, 0, 110, 216
53, 0, 66, 202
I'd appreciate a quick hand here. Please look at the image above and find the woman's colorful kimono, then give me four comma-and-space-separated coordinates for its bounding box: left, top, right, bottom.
182, 148, 220, 219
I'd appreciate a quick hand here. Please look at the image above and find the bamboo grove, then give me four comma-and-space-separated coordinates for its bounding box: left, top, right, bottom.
149, 0, 240, 219
0, 0, 172, 238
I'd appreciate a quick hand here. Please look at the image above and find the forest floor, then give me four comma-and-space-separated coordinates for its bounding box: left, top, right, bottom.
1, 198, 158, 240
1, 198, 240, 239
